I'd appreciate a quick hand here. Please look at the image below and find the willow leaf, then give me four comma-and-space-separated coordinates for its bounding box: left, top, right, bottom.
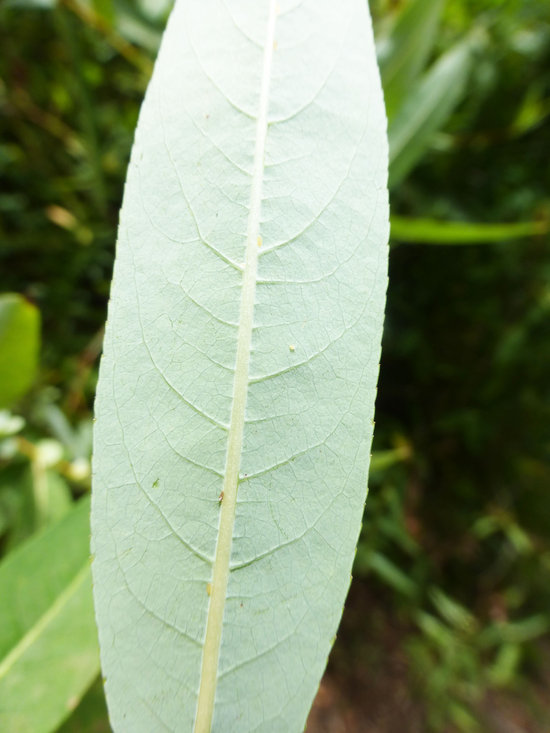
0, 497, 98, 733
388, 37, 473, 187
91, 1, 389, 731
377, 0, 445, 121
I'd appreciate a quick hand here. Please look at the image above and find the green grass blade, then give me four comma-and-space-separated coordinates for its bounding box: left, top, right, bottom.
390, 216, 549, 244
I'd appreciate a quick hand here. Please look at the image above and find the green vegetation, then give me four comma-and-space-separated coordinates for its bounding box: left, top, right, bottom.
1, 0, 549, 730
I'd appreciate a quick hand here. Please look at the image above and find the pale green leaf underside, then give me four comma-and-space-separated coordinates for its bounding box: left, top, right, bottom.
91, 1, 389, 731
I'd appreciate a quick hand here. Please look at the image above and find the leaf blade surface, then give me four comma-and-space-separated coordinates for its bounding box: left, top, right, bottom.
91, 1, 389, 731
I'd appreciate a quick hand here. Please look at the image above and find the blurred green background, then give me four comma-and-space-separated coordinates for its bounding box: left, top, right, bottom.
1, 0, 549, 731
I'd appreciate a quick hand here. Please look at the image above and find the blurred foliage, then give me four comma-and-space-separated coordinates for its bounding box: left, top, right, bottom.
0, 294, 40, 408
0, 0, 549, 731
0, 497, 98, 733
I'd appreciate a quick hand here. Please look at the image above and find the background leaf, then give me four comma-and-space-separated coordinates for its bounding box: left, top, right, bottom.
58, 676, 110, 733
0, 294, 40, 409
377, 0, 445, 120
390, 216, 549, 244
0, 496, 99, 733
388, 36, 475, 187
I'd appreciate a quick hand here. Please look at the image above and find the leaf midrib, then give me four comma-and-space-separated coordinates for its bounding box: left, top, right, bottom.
192, 3, 278, 732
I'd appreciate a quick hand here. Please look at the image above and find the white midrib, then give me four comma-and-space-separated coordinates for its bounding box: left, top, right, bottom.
0, 564, 90, 681
193, 3, 278, 732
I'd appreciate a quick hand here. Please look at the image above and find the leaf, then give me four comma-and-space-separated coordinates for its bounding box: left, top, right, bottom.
31, 466, 73, 529
369, 445, 410, 473
429, 588, 477, 634
360, 551, 418, 598
91, 1, 389, 732
0, 294, 40, 409
388, 37, 474, 187
0, 496, 100, 733
113, 0, 169, 52
2, 462, 73, 548
390, 216, 549, 244
377, 0, 445, 121
58, 676, 110, 733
